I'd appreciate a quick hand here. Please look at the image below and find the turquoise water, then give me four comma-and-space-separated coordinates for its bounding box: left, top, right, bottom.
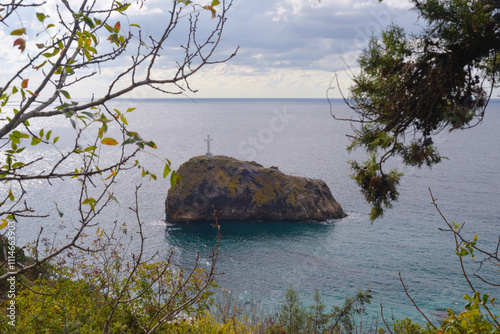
16, 98, 500, 325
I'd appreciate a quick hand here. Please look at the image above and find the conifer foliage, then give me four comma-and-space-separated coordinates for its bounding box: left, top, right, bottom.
345, 0, 500, 220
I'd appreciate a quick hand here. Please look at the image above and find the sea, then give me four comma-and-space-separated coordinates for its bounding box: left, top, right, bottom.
12, 98, 500, 326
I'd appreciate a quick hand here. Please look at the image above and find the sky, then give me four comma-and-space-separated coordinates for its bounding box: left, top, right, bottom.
136, 0, 420, 99
1, 0, 423, 99
184, 0, 419, 98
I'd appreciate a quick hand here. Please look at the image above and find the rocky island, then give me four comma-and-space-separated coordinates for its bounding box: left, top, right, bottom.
165, 155, 346, 223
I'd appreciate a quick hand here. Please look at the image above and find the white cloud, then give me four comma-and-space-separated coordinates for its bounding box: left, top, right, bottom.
124, 0, 165, 16
383, 0, 414, 9
0, 0, 422, 99
160, 63, 352, 99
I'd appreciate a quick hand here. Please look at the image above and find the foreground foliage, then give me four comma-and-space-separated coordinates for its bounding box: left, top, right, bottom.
0, 0, 234, 332
0, 0, 234, 280
270, 287, 375, 334
0, 216, 222, 333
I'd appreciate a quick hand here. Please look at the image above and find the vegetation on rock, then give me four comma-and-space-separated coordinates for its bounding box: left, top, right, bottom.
166, 155, 346, 223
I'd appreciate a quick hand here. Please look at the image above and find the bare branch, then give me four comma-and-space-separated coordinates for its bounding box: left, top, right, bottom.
399, 273, 439, 331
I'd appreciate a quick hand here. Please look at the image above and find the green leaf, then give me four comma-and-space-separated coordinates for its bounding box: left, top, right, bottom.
82, 111, 95, 119
53, 136, 59, 144
109, 195, 120, 205
482, 294, 490, 305
84, 49, 92, 61
145, 141, 157, 149
54, 202, 64, 217
82, 15, 95, 28
82, 197, 96, 212
163, 163, 171, 178
101, 137, 118, 146
31, 137, 42, 145
60, 90, 71, 99
12, 162, 25, 169
122, 138, 133, 146
10, 130, 21, 139
84, 146, 97, 152
211, 0, 220, 7
1, 96, 9, 107
115, 2, 131, 13
34, 61, 47, 70
104, 24, 114, 33
170, 170, 181, 187
36, 12, 46, 22
42, 48, 60, 58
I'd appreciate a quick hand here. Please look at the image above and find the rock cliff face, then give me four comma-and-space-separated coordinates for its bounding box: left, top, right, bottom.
165, 156, 346, 223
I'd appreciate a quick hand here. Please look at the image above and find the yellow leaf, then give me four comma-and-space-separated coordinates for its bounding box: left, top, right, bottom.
101, 137, 118, 145
0, 220, 7, 229
10, 28, 26, 36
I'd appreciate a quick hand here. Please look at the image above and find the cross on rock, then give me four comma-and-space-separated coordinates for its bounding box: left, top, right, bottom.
204, 135, 213, 158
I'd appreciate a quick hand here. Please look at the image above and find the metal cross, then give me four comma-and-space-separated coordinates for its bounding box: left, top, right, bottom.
204, 135, 213, 158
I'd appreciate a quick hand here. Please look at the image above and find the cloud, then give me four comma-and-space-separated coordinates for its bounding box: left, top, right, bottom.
0, 0, 422, 99
179, 63, 341, 98
220, 0, 419, 74
382, 0, 414, 9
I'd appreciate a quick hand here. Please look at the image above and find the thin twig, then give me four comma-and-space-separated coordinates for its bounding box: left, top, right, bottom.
399, 273, 439, 331
380, 304, 394, 334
